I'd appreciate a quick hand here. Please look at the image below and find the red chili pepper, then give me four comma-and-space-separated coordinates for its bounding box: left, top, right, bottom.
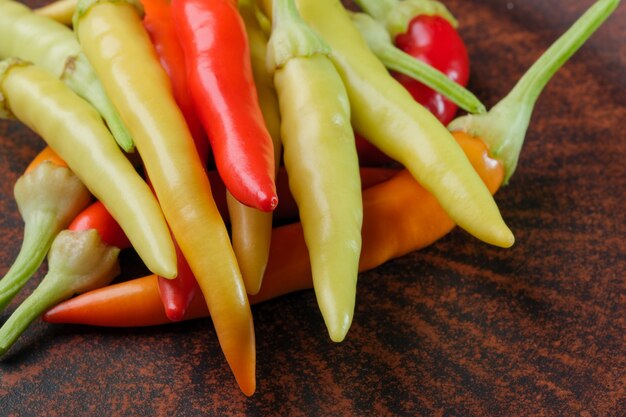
68, 201, 131, 249
393, 14, 470, 125
171, 0, 278, 212
141, 0, 210, 166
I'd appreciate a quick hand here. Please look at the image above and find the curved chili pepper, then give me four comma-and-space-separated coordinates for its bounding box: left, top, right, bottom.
268, 0, 363, 342
141, 0, 206, 319
171, 0, 278, 212
0, 58, 177, 280
74, 0, 255, 395
260, 0, 513, 249
42, 132, 503, 327
0, 0, 134, 151
141, 0, 209, 166
0, 147, 90, 311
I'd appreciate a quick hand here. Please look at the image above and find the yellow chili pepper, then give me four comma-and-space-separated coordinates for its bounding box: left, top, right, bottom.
227, 0, 283, 295
74, 0, 255, 395
267, 0, 363, 342
260, 0, 514, 249
0, 58, 176, 279
34, 0, 78, 26
0, 0, 134, 151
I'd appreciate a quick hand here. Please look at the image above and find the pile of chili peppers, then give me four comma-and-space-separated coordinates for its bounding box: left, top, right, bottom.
0, 0, 618, 396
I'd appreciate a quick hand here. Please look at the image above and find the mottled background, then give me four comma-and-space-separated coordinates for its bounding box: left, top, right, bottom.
1, 0, 625, 416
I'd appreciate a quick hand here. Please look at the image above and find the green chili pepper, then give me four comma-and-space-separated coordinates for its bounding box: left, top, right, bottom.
267, 0, 363, 342
449, 0, 621, 183
0, 229, 120, 355
349, 11, 485, 116
261, 0, 513, 248
0, 0, 134, 152
0, 58, 177, 279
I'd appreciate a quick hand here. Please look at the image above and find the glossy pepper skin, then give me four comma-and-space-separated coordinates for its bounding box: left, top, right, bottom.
0, 0, 133, 151
142, 0, 209, 166
260, 0, 513, 249
172, 0, 278, 212
268, 0, 362, 342
74, 0, 255, 395
43, 132, 504, 327
393, 14, 470, 125
141, 0, 203, 319
0, 58, 176, 280
227, 0, 283, 295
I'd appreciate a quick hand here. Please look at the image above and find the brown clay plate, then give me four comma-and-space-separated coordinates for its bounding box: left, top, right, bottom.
1, 0, 625, 415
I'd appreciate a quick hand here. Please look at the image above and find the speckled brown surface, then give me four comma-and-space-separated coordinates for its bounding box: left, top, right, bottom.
1, 0, 625, 416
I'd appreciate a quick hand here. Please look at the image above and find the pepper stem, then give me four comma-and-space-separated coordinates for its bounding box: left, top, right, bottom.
266, 0, 330, 72
0, 230, 120, 356
350, 12, 485, 115
448, 0, 620, 183
354, 0, 458, 36
0, 212, 58, 311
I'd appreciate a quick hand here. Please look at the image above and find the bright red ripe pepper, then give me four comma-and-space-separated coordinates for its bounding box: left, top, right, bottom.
393, 14, 470, 125
142, 0, 209, 166
69, 201, 131, 250
171, 0, 278, 212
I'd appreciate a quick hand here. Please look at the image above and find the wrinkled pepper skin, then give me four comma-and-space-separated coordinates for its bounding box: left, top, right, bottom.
172, 0, 278, 212
74, 0, 255, 396
43, 132, 504, 327
261, 0, 513, 249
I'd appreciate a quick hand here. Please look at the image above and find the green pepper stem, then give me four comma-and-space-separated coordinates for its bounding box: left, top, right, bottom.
353, 0, 395, 20
448, 0, 620, 183
351, 12, 485, 115
0, 271, 68, 356
266, 0, 330, 71
0, 212, 58, 312
0, 229, 120, 356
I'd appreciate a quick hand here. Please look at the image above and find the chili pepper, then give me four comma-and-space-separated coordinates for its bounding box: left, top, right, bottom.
74, 0, 255, 395
449, 0, 619, 183
0, 229, 120, 355
260, 0, 514, 249
24, 146, 67, 173
354, 0, 468, 125
349, 11, 484, 118
171, 0, 278, 213
34, 0, 78, 26
267, 0, 363, 341
222, 0, 283, 295
0, 147, 90, 311
43, 131, 504, 327
69, 201, 131, 249
0, 0, 134, 152
0, 58, 177, 279
213, 166, 398, 224
141, 0, 209, 166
